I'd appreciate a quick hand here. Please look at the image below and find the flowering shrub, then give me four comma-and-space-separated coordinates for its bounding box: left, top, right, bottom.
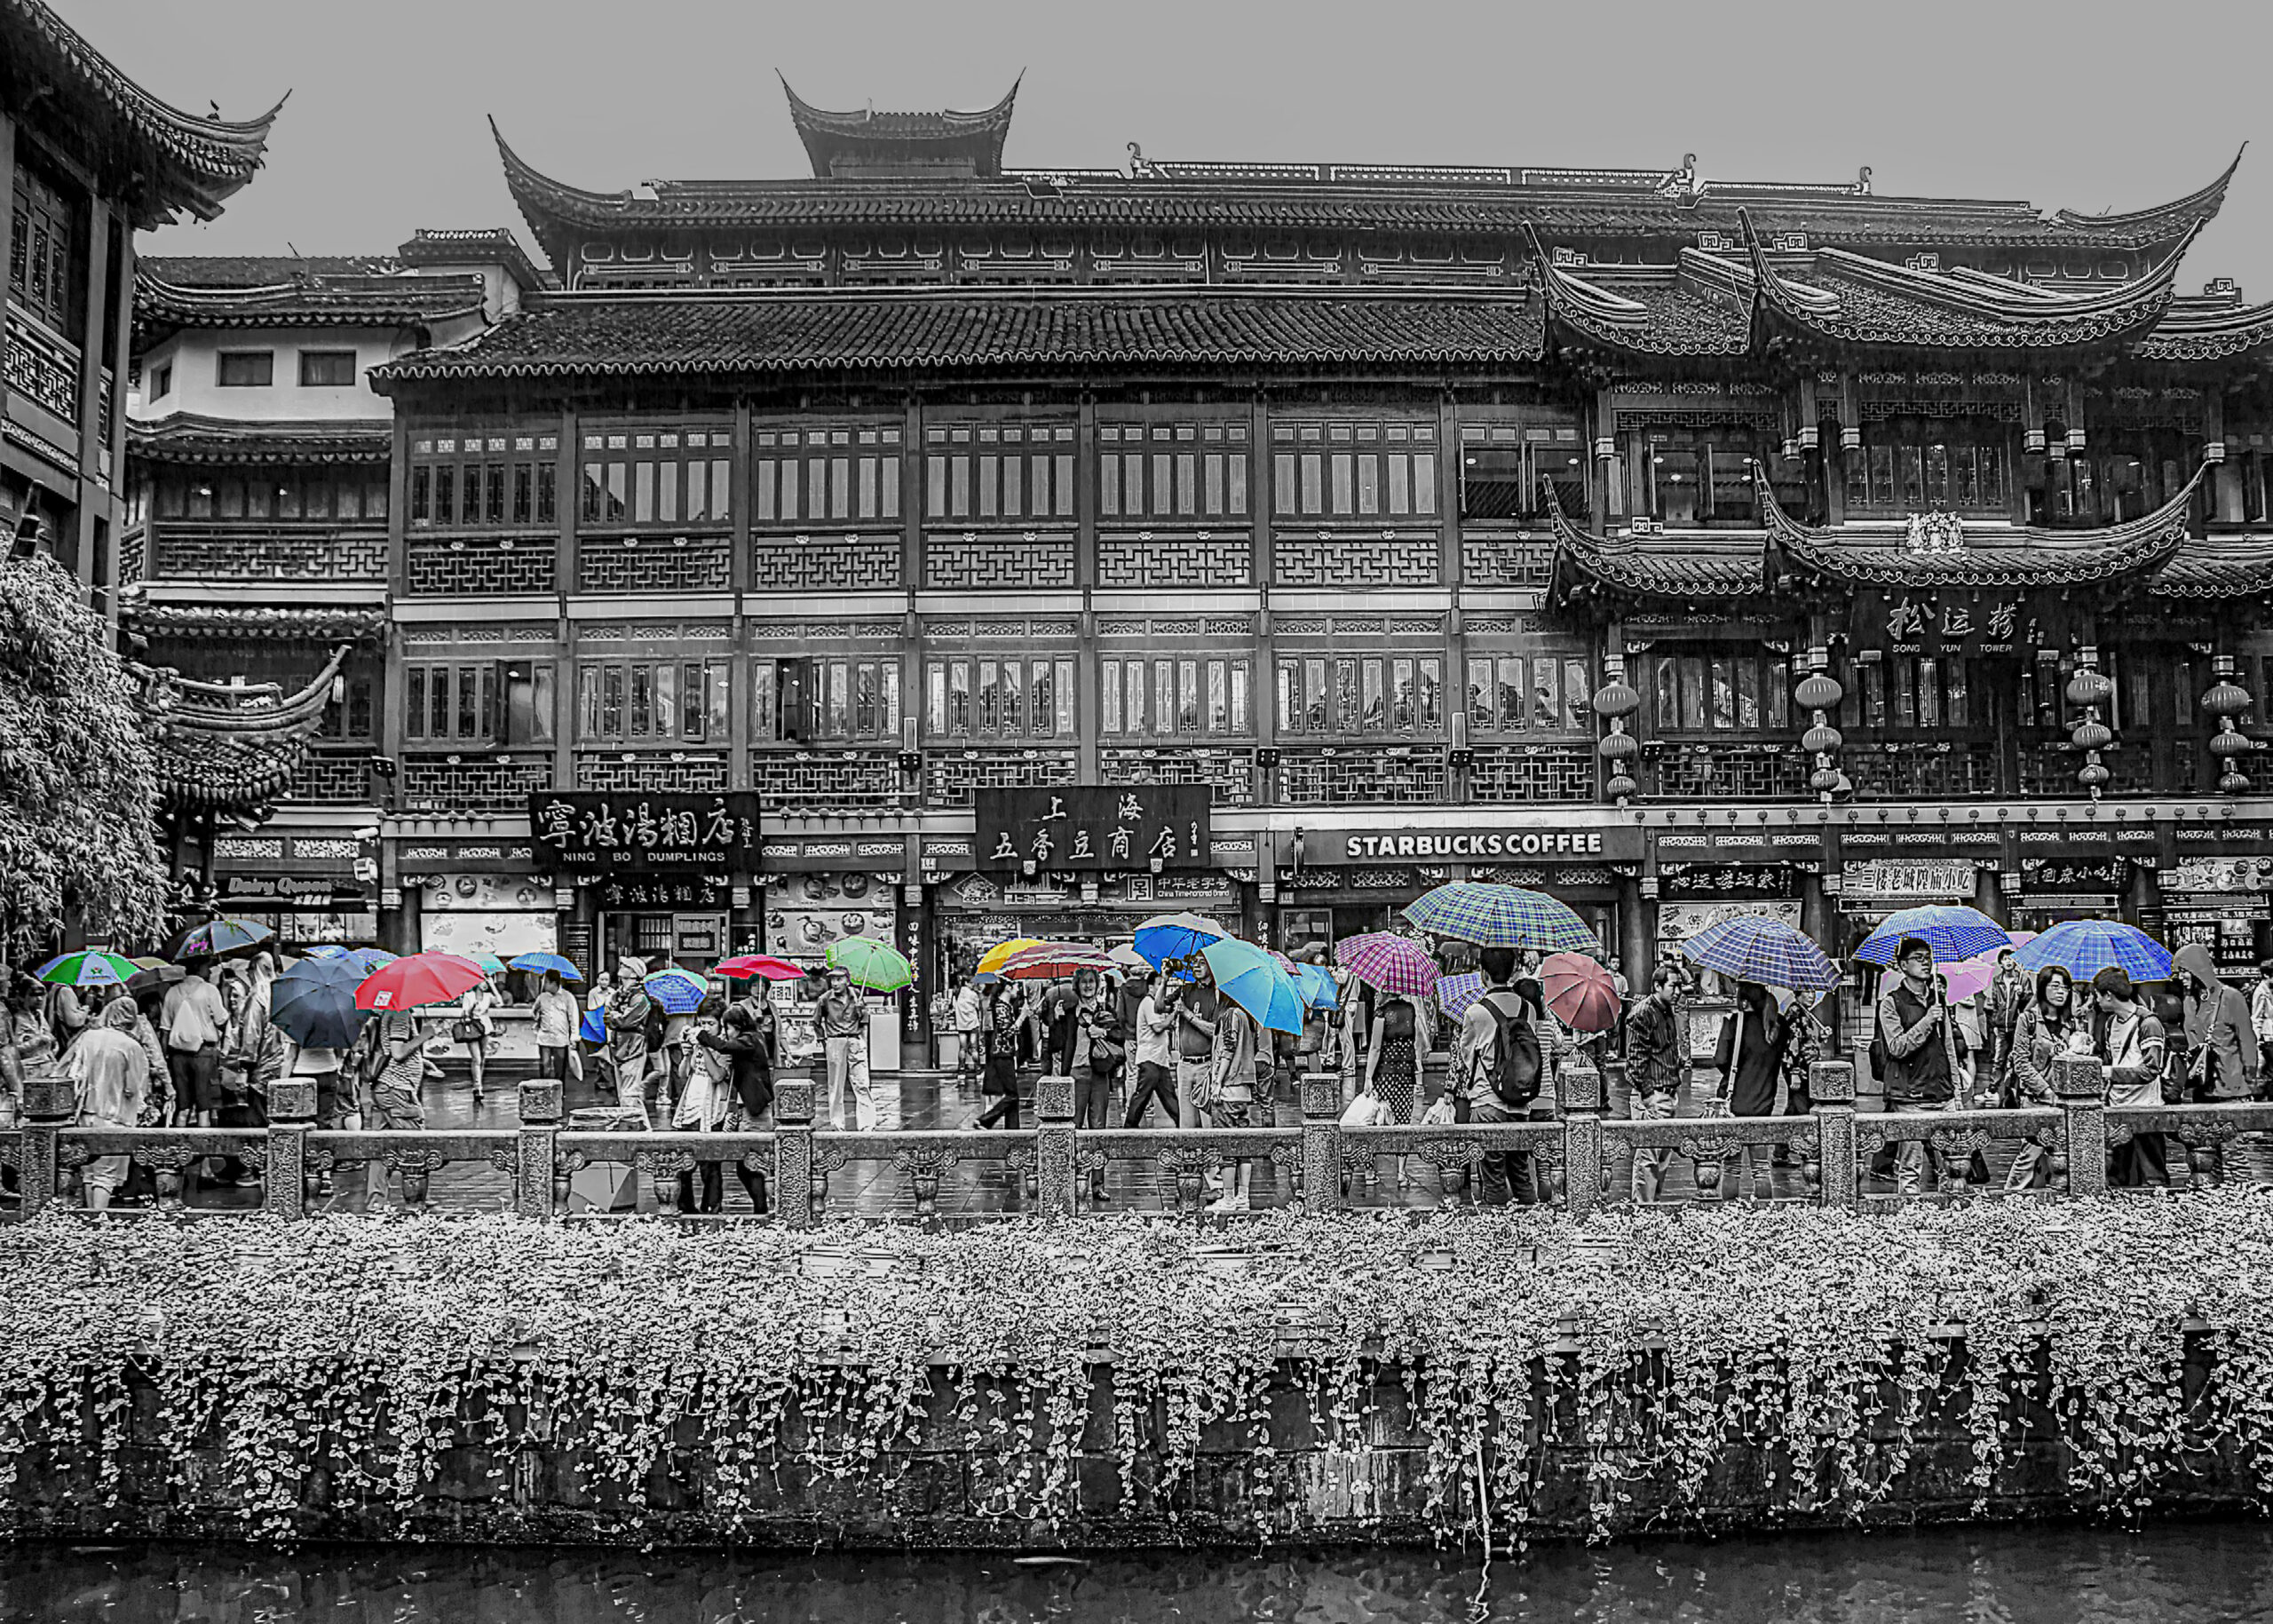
1, 1197, 2270, 1546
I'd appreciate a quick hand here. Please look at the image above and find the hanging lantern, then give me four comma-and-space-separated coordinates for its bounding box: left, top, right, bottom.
1595, 657, 1643, 806
1796, 648, 1844, 803
2204, 655, 2254, 797
2065, 646, 2114, 800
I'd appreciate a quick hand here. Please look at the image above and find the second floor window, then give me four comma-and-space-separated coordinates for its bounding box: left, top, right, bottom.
1104, 654, 1251, 737
1278, 653, 1445, 736
581, 425, 733, 527
752, 425, 901, 523
1845, 416, 2009, 515
9, 162, 77, 337
576, 659, 729, 744
1648, 650, 1791, 734
1460, 424, 1588, 519
1847, 653, 1971, 732
756, 657, 903, 744
407, 662, 554, 747
217, 351, 273, 388
924, 656, 1074, 740
154, 465, 390, 522
1097, 422, 1249, 519
1465, 654, 1595, 734
297, 350, 357, 386
318, 677, 376, 741
924, 424, 1076, 521
410, 431, 558, 527
1270, 420, 1437, 519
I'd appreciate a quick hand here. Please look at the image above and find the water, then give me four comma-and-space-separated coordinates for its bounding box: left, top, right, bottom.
7, 1525, 2273, 1623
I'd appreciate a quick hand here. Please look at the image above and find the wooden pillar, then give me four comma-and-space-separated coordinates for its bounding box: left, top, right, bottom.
552, 406, 577, 791
900, 393, 924, 590
1075, 393, 1099, 780
729, 400, 752, 791
1249, 392, 1271, 589
1437, 391, 1460, 586
0, 112, 14, 422
72, 198, 112, 582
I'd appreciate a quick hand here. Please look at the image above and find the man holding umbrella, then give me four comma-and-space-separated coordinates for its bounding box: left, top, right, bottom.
1877, 937, 1970, 1196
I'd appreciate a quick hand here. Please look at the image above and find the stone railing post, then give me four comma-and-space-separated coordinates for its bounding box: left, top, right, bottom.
14, 1066, 72, 1218
773, 1080, 816, 1228
1034, 1074, 1077, 1219
1810, 1060, 1858, 1211
1300, 1071, 1343, 1212
2054, 1054, 2108, 1199
1558, 1057, 1604, 1217
517, 1079, 561, 1220
264, 1078, 315, 1220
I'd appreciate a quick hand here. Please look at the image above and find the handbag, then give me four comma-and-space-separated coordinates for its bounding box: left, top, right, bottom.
1089, 1037, 1125, 1075
451, 1018, 486, 1045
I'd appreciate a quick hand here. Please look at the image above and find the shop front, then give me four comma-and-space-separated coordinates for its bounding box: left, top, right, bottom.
527, 791, 760, 981
2161, 853, 2273, 977
209, 824, 380, 948
759, 830, 911, 1073
391, 829, 556, 963
2009, 816, 2159, 935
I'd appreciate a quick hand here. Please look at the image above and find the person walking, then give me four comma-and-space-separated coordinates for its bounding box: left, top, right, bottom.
672, 991, 733, 1214
952, 972, 983, 1088
1876, 938, 1969, 1197
214, 969, 287, 1184
530, 970, 579, 1086
2003, 965, 2082, 1193
977, 984, 1024, 1129
367, 1007, 430, 1208
1987, 949, 2032, 1102
1071, 969, 1121, 1202
1207, 996, 1259, 1211
698, 1001, 774, 1212
1034, 977, 1081, 1080
2174, 943, 2259, 1103
457, 970, 501, 1106
1456, 947, 1545, 1208
1623, 964, 1689, 1203
816, 967, 875, 1131
2093, 966, 2169, 1189
603, 960, 653, 1123
67, 1000, 149, 1212
1123, 971, 1178, 1128
1708, 981, 1792, 1202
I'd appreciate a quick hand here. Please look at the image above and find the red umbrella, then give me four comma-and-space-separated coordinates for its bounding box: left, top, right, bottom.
353, 950, 485, 1013
1540, 952, 1620, 1034
716, 954, 809, 982
999, 942, 1116, 980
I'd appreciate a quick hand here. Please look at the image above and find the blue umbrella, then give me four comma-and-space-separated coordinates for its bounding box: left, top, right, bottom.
270, 957, 370, 1050
1853, 905, 2010, 968
1436, 971, 1485, 1021
645, 968, 707, 1015
1290, 961, 1340, 1010
1133, 912, 1228, 968
2015, 919, 2173, 983
1403, 883, 1599, 954
1198, 938, 1305, 1037
301, 944, 350, 960
341, 947, 399, 977
1680, 916, 1841, 993
510, 952, 585, 981
580, 1007, 608, 1043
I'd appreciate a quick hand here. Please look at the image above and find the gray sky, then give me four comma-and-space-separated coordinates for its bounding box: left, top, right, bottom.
90, 0, 2273, 299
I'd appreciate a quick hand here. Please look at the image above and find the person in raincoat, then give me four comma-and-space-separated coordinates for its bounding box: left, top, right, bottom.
2174, 941, 2261, 1181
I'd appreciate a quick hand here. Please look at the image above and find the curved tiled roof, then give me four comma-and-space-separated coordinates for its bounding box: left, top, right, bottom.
1756, 462, 2205, 588
135, 265, 487, 347
137, 646, 349, 812
2133, 294, 2273, 364
783, 75, 1018, 178
1526, 227, 1755, 358
127, 603, 389, 640
129, 414, 392, 466
2151, 532, 2273, 599
369, 286, 1548, 386
2, 0, 281, 225
1542, 482, 1768, 603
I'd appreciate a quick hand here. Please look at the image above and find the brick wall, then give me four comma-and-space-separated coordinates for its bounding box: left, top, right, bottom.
751, 535, 902, 591
1095, 532, 1254, 588
404, 538, 557, 597
576, 535, 732, 595
923, 533, 1075, 590
151, 527, 388, 582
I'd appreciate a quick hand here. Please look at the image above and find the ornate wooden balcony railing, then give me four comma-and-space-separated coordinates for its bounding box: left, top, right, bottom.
148, 522, 390, 582
6, 1057, 2259, 1225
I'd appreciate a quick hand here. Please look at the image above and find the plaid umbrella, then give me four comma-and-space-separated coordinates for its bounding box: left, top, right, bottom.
2015, 920, 2174, 983
1540, 952, 1621, 1034
1853, 905, 2010, 968
1334, 931, 1441, 997
510, 952, 585, 981
1437, 971, 1485, 1021
1679, 915, 1842, 994
1403, 883, 1599, 954
1132, 913, 1227, 968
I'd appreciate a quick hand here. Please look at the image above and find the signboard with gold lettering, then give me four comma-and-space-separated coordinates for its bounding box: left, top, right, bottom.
973, 787, 1211, 872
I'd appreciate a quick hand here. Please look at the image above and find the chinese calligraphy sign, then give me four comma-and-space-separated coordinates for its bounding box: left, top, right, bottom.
526, 791, 761, 875
973, 786, 1212, 872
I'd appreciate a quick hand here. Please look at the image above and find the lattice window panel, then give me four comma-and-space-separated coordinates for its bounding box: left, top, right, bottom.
924, 749, 1079, 809
1095, 534, 1255, 588
404, 538, 557, 597
573, 755, 730, 795
751, 535, 902, 591
1272, 535, 1439, 588
2020, 743, 2190, 799
1849, 744, 2000, 800
749, 750, 908, 812
923, 533, 1075, 589
1652, 749, 1809, 800
399, 755, 555, 816
1099, 748, 1256, 807
152, 530, 387, 582
1468, 746, 1595, 804
575, 535, 731, 595
1460, 535, 1554, 586
283, 749, 373, 806
1277, 750, 1447, 805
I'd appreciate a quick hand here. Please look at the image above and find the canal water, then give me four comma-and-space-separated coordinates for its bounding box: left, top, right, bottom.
5, 1524, 2271, 1622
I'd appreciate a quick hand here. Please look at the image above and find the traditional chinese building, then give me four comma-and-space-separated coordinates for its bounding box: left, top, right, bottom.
123, 77, 2273, 1044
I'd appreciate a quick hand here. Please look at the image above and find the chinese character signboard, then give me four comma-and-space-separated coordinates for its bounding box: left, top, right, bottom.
1855, 590, 2071, 661
526, 792, 761, 876
972, 787, 1212, 872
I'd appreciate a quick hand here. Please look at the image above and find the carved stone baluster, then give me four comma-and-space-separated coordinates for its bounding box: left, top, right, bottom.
1559, 1058, 1604, 1218
1300, 1072, 1342, 1213
1810, 1061, 1858, 1212
518, 1080, 562, 1221
264, 1078, 315, 1221
14, 1066, 72, 1219
135, 1145, 198, 1215
772, 1081, 816, 1228
2055, 1054, 2108, 1200
1034, 1074, 1077, 1220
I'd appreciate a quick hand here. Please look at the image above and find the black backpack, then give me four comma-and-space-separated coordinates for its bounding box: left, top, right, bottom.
1475, 989, 1544, 1111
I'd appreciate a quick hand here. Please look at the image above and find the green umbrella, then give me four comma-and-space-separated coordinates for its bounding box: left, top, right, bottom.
825, 936, 913, 993
36, 950, 142, 989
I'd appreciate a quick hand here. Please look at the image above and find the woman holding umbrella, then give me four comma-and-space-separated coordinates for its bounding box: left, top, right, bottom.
2004, 965, 2084, 1193
456, 970, 503, 1107
1709, 983, 1794, 1201
977, 981, 1025, 1129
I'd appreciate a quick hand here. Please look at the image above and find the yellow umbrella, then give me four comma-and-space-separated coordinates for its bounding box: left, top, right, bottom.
976, 938, 1043, 977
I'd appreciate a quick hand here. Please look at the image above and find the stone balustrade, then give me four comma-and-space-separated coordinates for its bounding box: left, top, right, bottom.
8, 1055, 2268, 1225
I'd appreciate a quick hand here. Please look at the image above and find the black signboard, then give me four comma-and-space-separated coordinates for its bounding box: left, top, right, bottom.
973, 786, 1212, 872
527, 791, 761, 876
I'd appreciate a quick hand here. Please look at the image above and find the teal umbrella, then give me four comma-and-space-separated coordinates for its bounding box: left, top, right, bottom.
1199, 937, 1305, 1037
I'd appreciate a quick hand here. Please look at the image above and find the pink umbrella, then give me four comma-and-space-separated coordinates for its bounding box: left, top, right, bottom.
1335, 931, 1441, 998
1941, 932, 2038, 1003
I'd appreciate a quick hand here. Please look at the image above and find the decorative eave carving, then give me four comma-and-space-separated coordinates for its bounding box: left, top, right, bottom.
135, 645, 351, 812
1542, 479, 1768, 606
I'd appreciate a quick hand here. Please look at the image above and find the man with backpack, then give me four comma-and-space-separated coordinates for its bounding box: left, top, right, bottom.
1458, 946, 1546, 1206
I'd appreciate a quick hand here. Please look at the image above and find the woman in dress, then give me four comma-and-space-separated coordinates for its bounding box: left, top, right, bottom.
1363, 990, 1432, 1191
458, 970, 502, 1106
978, 984, 1024, 1129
